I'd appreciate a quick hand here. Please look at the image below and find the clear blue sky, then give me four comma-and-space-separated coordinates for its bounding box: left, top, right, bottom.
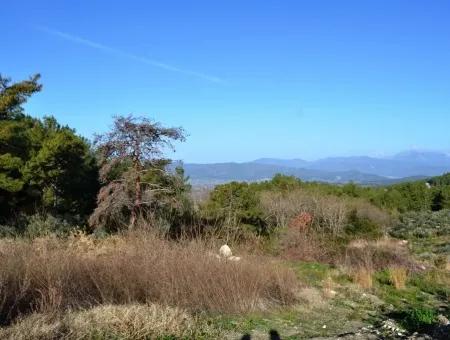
3, 0, 450, 162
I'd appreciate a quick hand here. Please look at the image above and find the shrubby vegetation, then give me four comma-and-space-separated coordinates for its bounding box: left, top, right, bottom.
2, 74, 450, 237
391, 210, 450, 240
1, 74, 449, 338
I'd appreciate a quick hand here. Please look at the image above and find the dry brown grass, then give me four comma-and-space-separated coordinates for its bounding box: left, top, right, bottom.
0, 231, 298, 325
423, 269, 450, 292
344, 238, 416, 271
0, 304, 202, 340
388, 266, 408, 290
344, 239, 416, 290
322, 276, 337, 299
279, 227, 334, 263
352, 267, 374, 289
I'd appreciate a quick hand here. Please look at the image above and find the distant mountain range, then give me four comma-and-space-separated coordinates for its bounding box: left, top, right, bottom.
179, 151, 450, 186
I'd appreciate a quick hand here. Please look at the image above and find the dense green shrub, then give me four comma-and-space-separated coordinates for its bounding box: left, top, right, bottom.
23, 214, 77, 238
201, 182, 268, 235
0, 213, 80, 238
344, 209, 384, 240
401, 307, 437, 333
0, 225, 16, 238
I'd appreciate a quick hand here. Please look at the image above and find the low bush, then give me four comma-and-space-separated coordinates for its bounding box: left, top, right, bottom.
23, 213, 77, 238
390, 210, 450, 240
200, 182, 268, 234
401, 307, 438, 333
0, 213, 80, 239
0, 225, 16, 238
344, 239, 416, 271
344, 209, 384, 240
279, 228, 336, 263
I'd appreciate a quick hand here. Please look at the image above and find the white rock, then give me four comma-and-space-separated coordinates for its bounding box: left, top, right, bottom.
437, 314, 450, 325
228, 256, 241, 262
219, 244, 232, 258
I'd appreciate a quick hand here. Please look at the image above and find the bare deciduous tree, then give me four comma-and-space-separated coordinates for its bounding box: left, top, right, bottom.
91, 115, 185, 228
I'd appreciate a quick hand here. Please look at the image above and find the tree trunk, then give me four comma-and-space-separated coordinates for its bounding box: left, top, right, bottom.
130, 160, 142, 228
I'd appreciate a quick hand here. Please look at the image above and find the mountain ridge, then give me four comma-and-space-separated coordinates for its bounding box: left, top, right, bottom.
251, 151, 450, 178
177, 151, 450, 185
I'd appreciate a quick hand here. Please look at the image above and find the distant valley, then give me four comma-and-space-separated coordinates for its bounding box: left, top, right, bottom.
180, 150, 450, 185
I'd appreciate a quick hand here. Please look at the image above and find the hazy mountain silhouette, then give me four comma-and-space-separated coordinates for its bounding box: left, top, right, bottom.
179, 151, 450, 185
252, 151, 450, 178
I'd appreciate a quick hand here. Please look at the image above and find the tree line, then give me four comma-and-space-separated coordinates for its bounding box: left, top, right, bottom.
1, 73, 449, 236
0, 74, 189, 234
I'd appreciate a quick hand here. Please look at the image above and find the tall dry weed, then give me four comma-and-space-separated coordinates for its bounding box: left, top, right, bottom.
352, 267, 374, 289
0, 231, 298, 325
344, 238, 415, 271
388, 266, 408, 290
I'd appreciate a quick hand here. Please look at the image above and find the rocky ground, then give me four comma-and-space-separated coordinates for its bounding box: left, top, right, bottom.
227, 314, 449, 340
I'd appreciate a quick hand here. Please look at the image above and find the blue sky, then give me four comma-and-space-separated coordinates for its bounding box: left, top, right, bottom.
3, 0, 450, 162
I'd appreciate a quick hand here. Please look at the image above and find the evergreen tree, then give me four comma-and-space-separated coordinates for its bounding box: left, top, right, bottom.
90, 115, 186, 229
0, 74, 99, 223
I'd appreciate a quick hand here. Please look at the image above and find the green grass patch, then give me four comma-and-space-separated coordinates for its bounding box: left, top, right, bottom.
290, 261, 332, 285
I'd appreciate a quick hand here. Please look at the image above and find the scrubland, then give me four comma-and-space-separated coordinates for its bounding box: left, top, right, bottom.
0, 231, 297, 337
2, 76, 449, 338
1, 180, 449, 339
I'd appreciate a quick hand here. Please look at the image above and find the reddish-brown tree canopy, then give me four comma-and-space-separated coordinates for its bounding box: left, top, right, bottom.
94, 115, 185, 168
91, 115, 186, 228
